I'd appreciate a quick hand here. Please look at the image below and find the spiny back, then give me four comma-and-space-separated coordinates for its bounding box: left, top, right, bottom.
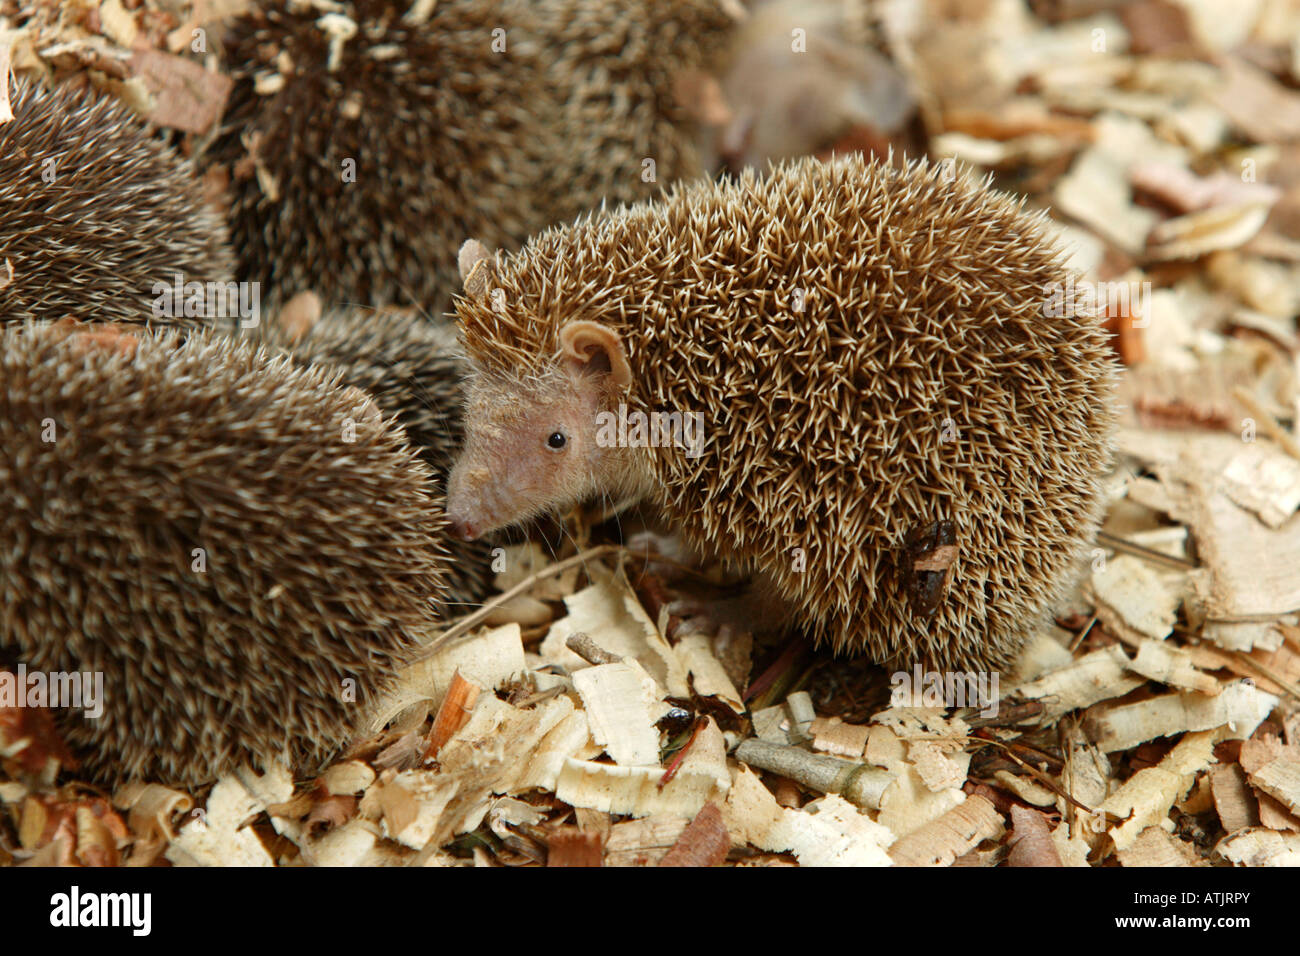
459, 154, 1117, 670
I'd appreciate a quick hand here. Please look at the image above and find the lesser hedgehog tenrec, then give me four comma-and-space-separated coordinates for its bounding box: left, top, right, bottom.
206, 0, 736, 312
254, 304, 494, 612
446, 155, 1118, 673
0, 322, 452, 786
0, 78, 234, 327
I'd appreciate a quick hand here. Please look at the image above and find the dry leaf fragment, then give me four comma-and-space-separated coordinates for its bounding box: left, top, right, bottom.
547, 826, 603, 867
1213, 57, 1300, 144
658, 803, 729, 867
1007, 805, 1062, 867
128, 49, 232, 134
305, 794, 356, 832
1130, 163, 1281, 213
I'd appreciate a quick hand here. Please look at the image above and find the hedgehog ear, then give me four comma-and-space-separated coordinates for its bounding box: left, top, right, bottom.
458, 239, 497, 304
559, 321, 631, 390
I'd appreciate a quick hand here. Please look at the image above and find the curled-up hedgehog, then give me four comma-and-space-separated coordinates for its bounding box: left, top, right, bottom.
0, 320, 453, 786
205, 0, 738, 313
446, 154, 1118, 674
256, 302, 494, 612
0, 78, 235, 327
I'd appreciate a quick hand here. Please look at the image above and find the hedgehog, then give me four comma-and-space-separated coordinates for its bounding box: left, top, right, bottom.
0, 77, 235, 328
253, 303, 494, 612
528, 0, 741, 226
204, 0, 737, 314
0, 321, 453, 787
445, 154, 1118, 674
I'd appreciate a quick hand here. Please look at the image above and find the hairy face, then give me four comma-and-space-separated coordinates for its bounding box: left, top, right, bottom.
445, 369, 608, 541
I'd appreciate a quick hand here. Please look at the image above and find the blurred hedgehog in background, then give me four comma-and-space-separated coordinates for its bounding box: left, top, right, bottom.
0, 321, 455, 786
0, 78, 235, 327
529, 0, 741, 225
206, 0, 546, 313
205, 0, 740, 314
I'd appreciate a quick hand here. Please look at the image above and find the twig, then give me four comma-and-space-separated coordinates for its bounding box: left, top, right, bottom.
1232, 385, 1300, 462
413, 543, 622, 661
967, 736, 1095, 814
1068, 614, 1098, 654
565, 632, 621, 666
1096, 531, 1197, 570
733, 739, 891, 809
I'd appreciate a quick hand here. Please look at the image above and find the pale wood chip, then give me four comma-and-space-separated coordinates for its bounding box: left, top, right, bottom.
994, 770, 1057, 807
605, 815, 690, 867
1091, 555, 1180, 640
1211, 764, 1260, 833
1216, 827, 1300, 866
1086, 682, 1278, 752
541, 565, 688, 696
1015, 645, 1145, 723
675, 633, 744, 714
573, 659, 670, 766
810, 715, 871, 758
1247, 756, 1300, 815
1117, 825, 1204, 866
887, 795, 1003, 867
1128, 640, 1220, 695
1099, 729, 1220, 851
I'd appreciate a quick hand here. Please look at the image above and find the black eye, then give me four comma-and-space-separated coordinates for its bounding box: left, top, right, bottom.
546, 431, 567, 451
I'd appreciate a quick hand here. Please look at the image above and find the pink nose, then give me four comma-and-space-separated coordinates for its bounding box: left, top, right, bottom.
446, 516, 479, 541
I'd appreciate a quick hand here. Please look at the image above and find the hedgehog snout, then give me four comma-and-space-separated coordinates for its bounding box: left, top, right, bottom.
446, 513, 480, 542
445, 463, 496, 541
